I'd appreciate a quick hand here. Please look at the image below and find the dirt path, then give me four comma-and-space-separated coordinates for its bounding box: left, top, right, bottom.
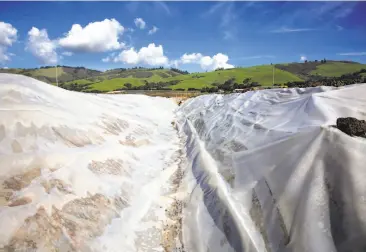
161, 146, 186, 252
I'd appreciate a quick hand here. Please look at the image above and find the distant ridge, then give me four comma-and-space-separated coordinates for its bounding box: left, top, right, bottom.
1, 60, 365, 91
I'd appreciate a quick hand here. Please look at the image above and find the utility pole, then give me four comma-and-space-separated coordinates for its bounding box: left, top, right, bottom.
56, 65, 58, 87
272, 64, 275, 86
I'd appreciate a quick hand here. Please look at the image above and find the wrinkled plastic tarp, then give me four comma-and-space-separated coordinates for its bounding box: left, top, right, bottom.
176, 85, 366, 252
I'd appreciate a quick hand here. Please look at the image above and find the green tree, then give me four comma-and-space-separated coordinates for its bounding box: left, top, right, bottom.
124, 83, 132, 89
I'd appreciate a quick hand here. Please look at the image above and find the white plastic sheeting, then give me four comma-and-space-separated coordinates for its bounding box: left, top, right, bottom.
176, 84, 366, 252
0, 74, 182, 251
1, 73, 366, 252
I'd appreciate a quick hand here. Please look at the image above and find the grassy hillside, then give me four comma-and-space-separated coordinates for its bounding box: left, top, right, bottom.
0, 66, 102, 83
83, 65, 301, 91
169, 65, 302, 90
91, 78, 145, 91
87, 69, 185, 91
276, 61, 366, 80
1, 60, 365, 91
32, 67, 65, 77
310, 62, 366, 77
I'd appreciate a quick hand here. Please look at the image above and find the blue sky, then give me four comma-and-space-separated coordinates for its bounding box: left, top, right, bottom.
0, 1, 365, 72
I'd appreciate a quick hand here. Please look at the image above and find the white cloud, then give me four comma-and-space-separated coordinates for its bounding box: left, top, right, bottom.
112, 43, 168, 66
26, 27, 58, 64
106, 43, 233, 71
271, 27, 315, 33
62, 51, 73, 56
0, 47, 10, 63
170, 59, 180, 68
199, 53, 234, 71
2, 66, 8, 69
0, 21, 17, 47
59, 19, 125, 52
337, 52, 366, 56
148, 26, 158, 35
134, 18, 146, 29
0, 21, 17, 63
336, 25, 344, 31
177, 52, 234, 71
300, 55, 307, 61
180, 53, 203, 64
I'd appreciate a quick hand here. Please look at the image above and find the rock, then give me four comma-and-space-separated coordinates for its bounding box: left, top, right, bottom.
336, 117, 366, 137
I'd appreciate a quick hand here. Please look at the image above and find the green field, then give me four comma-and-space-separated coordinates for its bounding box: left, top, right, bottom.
82, 66, 303, 91
2, 61, 365, 91
32, 67, 65, 77
310, 62, 366, 77
169, 65, 302, 89
91, 78, 145, 91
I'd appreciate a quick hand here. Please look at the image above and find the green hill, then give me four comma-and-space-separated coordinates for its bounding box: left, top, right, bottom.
84, 65, 301, 91
0, 66, 101, 84
276, 60, 366, 80
1, 60, 365, 91
168, 65, 302, 90
310, 62, 366, 77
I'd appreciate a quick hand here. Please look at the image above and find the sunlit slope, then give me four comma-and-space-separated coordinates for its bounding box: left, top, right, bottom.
277, 61, 366, 79
169, 65, 303, 89
310, 62, 366, 77
90, 66, 303, 91
88, 69, 183, 90
0, 66, 102, 84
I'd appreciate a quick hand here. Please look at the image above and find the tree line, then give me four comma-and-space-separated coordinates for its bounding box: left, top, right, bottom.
201, 78, 261, 93
113, 80, 182, 91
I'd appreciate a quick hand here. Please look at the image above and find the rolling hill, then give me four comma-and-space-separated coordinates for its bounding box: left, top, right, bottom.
276, 60, 366, 80
0, 66, 101, 84
1, 60, 366, 91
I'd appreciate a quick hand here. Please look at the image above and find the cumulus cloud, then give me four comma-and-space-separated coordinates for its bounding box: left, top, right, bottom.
59, 19, 125, 52
104, 43, 233, 71
170, 59, 180, 68
26, 27, 58, 64
300, 55, 307, 61
200, 53, 234, 71
134, 18, 146, 29
177, 52, 234, 71
148, 26, 158, 35
180, 53, 202, 64
0, 21, 17, 63
0, 22, 17, 47
62, 51, 73, 56
0, 47, 10, 63
112, 43, 168, 66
